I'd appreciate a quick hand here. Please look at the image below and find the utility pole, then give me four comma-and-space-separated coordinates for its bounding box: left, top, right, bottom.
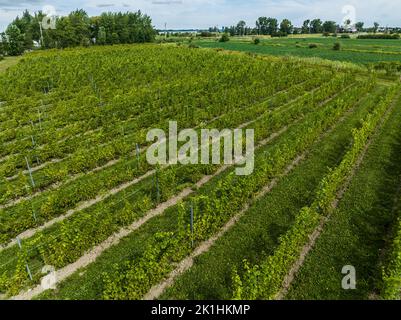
39, 21, 44, 48
165, 22, 167, 39
25, 156, 36, 188
190, 204, 194, 248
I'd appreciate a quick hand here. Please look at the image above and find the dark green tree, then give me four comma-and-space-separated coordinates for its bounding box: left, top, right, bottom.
0, 33, 7, 56
302, 20, 310, 34
2, 9, 157, 54
310, 19, 323, 33
236, 20, 246, 36
355, 22, 364, 32
97, 26, 107, 45
373, 22, 380, 33
5, 24, 25, 55
266, 18, 278, 35
280, 19, 293, 35
256, 17, 269, 35
322, 21, 337, 33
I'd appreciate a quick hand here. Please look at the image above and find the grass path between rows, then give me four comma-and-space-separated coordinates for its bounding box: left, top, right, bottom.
144, 155, 305, 300
11, 111, 294, 299
286, 93, 401, 300
32, 83, 365, 300
159, 86, 380, 300
2, 75, 348, 298
276, 92, 400, 299
144, 85, 364, 300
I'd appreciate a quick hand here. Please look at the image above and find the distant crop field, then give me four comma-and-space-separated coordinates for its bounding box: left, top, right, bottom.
195, 36, 401, 65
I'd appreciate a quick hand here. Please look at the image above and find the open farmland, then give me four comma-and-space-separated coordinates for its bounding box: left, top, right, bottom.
194, 36, 401, 65
0, 44, 400, 301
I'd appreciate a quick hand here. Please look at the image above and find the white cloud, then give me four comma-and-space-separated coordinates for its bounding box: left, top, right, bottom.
0, 0, 400, 32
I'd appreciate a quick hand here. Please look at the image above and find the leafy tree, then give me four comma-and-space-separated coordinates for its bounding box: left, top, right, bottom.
236, 20, 246, 36
97, 11, 156, 44
223, 26, 236, 36
373, 22, 380, 33
5, 24, 25, 55
266, 18, 278, 35
310, 19, 323, 33
322, 21, 337, 33
280, 19, 293, 35
0, 33, 6, 56
302, 20, 310, 34
12, 10, 34, 50
68, 9, 91, 46
1, 9, 157, 54
256, 17, 269, 35
97, 26, 107, 45
355, 22, 364, 32
111, 32, 120, 45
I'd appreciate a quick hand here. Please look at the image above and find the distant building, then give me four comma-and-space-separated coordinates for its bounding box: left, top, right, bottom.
343, 25, 358, 33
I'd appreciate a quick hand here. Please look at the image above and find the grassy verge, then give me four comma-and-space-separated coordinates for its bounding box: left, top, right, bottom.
286, 93, 401, 300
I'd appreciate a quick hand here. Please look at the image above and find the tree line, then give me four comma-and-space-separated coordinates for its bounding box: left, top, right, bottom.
215, 18, 399, 37
0, 9, 156, 56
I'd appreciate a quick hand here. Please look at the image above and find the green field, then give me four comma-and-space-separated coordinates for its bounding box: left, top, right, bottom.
194, 36, 401, 65
0, 44, 400, 301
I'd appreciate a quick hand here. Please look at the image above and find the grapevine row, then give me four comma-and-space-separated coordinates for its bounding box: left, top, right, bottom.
0, 78, 368, 296
231, 85, 398, 300
74, 79, 373, 300
0, 74, 353, 246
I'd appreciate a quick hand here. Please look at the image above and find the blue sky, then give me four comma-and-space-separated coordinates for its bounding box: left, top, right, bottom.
0, 0, 399, 32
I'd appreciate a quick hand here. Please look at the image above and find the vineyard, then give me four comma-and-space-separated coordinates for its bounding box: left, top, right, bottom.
0, 44, 400, 300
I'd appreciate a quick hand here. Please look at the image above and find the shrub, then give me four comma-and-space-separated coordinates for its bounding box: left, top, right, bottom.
219, 33, 230, 42
200, 31, 213, 37
358, 34, 400, 39
373, 61, 401, 76
323, 32, 330, 37
340, 34, 351, 39
271, 31, 288, 38
309, 43, 318, 49
253, 38, 261, 45
333, 42, 341, 51
332, 33, 338, 37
